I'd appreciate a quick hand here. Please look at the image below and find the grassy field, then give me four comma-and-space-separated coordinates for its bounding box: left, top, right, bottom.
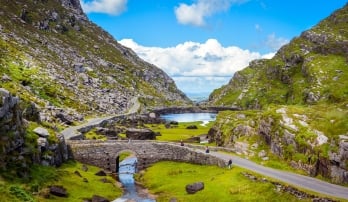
146, 121, 214, 142
0, 161, 122, 202
136, 161, 312, 202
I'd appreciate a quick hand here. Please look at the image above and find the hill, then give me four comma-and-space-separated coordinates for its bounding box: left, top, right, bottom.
0, 0, 191, 122
207, 3, 348, 184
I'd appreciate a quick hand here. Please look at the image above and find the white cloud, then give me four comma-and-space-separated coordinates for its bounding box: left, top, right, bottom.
119, 38, 275, 95
80, 0, 127, 15
119, 38, 274, 77
265, 33, 289, 51
175, 0, 247, 27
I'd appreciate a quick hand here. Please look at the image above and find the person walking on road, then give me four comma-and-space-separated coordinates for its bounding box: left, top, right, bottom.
205, 146, 210, 153
227, 159, 232, 169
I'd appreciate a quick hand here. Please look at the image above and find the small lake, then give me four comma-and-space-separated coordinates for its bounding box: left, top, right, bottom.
160, 113, 217, 123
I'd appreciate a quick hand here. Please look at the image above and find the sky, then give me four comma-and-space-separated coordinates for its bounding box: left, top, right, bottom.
79, 0, 347, 97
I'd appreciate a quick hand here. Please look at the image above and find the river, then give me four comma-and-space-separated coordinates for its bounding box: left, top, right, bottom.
113, 157, 155, 202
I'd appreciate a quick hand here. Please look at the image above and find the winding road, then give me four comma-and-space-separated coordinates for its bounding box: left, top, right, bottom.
208, 150, 348, 200
61, 98, 348, 200
61, 97, 140, 140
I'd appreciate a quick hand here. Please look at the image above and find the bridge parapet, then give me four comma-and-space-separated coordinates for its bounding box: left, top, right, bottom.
67, 140, 227, 172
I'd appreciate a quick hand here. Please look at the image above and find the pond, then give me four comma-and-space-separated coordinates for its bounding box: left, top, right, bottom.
160, 113, 217, 124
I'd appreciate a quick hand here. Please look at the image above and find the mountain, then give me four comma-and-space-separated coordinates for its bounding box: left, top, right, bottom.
207, 4, 348, 184
209, 3, 348, 108
0, 0, 191, 121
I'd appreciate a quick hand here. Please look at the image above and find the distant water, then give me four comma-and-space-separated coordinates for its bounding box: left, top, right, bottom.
161, 113, 217, 123
186, 92, 209, 103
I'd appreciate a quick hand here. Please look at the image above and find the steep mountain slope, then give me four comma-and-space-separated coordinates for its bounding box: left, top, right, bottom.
0, 0, 190, 120
209, 3, 348, 108
207, 4, 348, 184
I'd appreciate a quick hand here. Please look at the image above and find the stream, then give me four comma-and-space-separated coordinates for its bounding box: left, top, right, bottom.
113, 157, 155, 202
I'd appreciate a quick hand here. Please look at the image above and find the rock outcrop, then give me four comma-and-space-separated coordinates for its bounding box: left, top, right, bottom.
0, 88, 68, 176
209, 107, 348, 184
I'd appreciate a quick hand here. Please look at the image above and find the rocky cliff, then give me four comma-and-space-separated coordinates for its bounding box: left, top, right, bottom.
0, 0, 191, 121
207, 4, 348, 184
0, 88, 68, 177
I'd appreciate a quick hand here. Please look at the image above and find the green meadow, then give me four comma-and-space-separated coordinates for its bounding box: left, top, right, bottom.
136, 161, 311, 202
146, 121, 214, 142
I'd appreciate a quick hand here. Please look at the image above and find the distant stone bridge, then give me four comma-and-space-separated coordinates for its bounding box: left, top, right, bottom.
68, 140, 226, 173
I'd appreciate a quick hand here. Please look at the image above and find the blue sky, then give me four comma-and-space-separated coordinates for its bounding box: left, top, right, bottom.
80, 0, 347, 97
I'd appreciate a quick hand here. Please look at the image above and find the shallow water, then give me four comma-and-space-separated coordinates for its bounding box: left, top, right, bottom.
113, 157, 155, 202
160, 112, 217, 123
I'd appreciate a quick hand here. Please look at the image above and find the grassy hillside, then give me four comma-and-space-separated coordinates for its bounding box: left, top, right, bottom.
207, 3, 348, 184
209, 3, 348, 108
0, 0, 191, 118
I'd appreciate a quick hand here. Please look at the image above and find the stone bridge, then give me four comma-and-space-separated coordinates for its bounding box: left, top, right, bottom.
68, 140, 226, 173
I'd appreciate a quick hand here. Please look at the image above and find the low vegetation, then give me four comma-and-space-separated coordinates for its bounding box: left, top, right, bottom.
136, 161, 315, 202
146, 121, 214, 142
0, 161, 122, 202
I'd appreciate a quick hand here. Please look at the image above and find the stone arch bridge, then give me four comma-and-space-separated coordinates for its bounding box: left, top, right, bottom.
68, 140, 226, 173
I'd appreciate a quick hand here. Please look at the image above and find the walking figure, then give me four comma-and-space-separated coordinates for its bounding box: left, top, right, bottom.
227, 159, 232, 169
180, 140, 184, 146
205, 146, 210, 153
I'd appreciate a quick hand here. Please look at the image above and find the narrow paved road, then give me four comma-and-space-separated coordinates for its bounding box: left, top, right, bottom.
61, 97, 140, 140
208, 150, 348, 200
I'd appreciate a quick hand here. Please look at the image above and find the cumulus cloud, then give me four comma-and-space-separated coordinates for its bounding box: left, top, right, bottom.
175, 0, 247, 26
119, 38, 273, 77
120, 38, 275, 95
80, 0, 127, 15
265, 33, 289, 51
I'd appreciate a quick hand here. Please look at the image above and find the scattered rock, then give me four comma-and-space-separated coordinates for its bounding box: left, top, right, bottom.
82, 164, 88, 172
33, 127, 50, 137
185, 182, 204, 194
91, 195, 109, 202
100, 178, 110, 183
126, 128, 156, 140
186, 125, 198, 129
258, 150, 267, 158
95, 170, 107, 176
49, 185, 67, 197
56, 112, 73, 125
74, 170, 82, 177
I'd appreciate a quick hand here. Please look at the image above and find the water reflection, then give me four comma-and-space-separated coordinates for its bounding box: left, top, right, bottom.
113, 157, 155, 202
161, 113, 217, 123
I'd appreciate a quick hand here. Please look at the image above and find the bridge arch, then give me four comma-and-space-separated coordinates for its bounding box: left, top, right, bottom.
67, 140, 226, 172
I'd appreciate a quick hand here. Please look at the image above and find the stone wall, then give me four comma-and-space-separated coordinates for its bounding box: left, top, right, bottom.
68, 140, 226, 172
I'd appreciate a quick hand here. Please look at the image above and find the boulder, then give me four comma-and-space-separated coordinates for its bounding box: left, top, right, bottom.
126, 128, 156, 140
91, 195, 109, 202
186, 125, 198, 129
33, 127, 50, 137
50, 185, 67, 197
56, 112, 73, 125
185, 182, 204, 194
95, 170, 107, 176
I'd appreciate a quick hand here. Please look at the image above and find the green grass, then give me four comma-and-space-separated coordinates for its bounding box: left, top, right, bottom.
0, 161, 122, 202
84, 129, 107, 141
146, 121, 213, 142
36, 161, 122, 202
136, 161, 312, 202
